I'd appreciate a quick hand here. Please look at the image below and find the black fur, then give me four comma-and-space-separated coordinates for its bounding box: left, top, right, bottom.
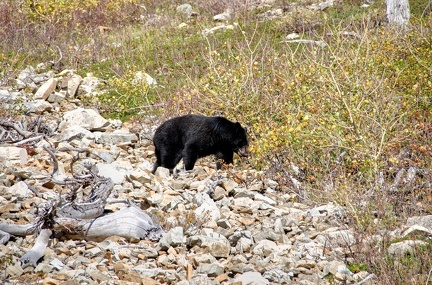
152, 114, 249, 174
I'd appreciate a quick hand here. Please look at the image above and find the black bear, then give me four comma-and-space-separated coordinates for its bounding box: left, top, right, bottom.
152, 114, 249, 174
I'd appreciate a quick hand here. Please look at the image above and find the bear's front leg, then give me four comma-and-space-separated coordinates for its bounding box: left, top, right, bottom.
216, 150, 234, 169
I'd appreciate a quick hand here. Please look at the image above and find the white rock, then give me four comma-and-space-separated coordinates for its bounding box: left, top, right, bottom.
195, 193, 221, 221
59, 108, 109, 131
34, 78, 57, 100
388, 240, 429, 256
55, 125, 93, 142
96, 163, 130, 184
176, 4, 193, 17
234, 272, 269, 285
214, 10, 232, 22
0, 146, 28, 166
8, 181, 33, 199
67, 74, 82, 97
253, 239, 278, 257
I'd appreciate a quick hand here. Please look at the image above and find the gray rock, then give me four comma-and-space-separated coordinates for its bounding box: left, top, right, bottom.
50, 258, 65, 270
34, 262, 54, 273
16, 66, 37, 88
0, 89, 21, 103
406, 215, 432, 228
323, 260, 352, 276
216, 219, 231, 229
316, 229, 356, 247
47, 91, 66, 103
188, 234, 230, 258
192, 253, 217, 266
24, 99, 52, 114
197, 262, 224, 277
195, 192, 221, 222
80, 73, 100, 95
55, 125, 93, 142
402, 225, 432, 239
308, 203, 346, 218
233, 271, 269, 285
7, 181, 33, 199
254, 193, 277, 206
214, 10, 232, 22
236, 237, 253, 253
67, 74, 83, 97
263, 269, 293, 283
95, 130, 138, 145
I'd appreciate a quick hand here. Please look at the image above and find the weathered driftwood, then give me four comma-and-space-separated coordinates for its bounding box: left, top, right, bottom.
0, 229, 11, 244
53, 204, 163, 241
0, 223, 38, 237
56, 176, 114, 219
20, 229, 52, 268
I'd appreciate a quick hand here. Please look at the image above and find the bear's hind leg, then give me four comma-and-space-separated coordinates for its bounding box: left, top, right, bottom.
151, 148, 162, 174
182, 145, 198, 171
160, 150, 183, 174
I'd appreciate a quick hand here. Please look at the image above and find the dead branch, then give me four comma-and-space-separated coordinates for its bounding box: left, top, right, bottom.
0, 120, 33, 139
20, 229, 52, 268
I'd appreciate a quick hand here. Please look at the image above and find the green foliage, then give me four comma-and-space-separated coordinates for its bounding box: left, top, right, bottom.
348, 262, 369, 273
96, 69, 159, 121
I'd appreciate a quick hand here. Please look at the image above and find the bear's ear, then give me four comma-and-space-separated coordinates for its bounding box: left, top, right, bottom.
235, 122, 246, 133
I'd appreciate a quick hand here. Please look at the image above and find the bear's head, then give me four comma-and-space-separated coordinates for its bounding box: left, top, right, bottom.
233, 122, 249, 157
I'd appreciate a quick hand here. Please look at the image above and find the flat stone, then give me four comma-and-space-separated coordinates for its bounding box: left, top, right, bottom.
197, 262, 224, 277
67, 74, 82, 97
34, 78, 57, 100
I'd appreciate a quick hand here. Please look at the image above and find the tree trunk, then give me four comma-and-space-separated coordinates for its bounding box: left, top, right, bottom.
386, 0, 410, 29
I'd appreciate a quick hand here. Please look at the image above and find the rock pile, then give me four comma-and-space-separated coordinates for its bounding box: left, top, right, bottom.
1, 66, 431, 285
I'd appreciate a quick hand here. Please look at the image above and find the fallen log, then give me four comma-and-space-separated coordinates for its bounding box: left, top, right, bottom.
53, 204, 164, 242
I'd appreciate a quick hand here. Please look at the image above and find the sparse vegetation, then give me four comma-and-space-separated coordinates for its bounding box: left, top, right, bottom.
0, 0, 431, 284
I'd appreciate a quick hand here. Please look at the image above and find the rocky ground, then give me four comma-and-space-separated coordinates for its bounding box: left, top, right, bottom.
1, 65, 431, 285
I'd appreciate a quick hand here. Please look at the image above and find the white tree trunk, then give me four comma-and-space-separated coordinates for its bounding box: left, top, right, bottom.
386, 0, 410, 28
